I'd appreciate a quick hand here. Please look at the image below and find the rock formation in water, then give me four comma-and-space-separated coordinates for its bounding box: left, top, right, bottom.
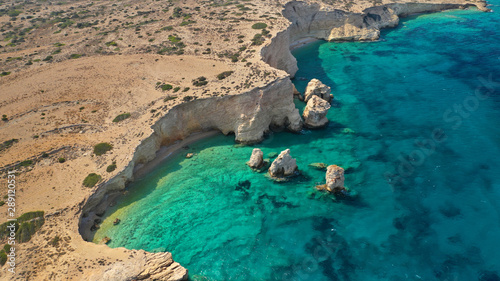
247, 148, 264, 169
303, 95, 331, 128
316, 165, 345, 193
304, 79, 332, 102
309, 163, 328, 170
269, 149, 298, 177
326, 165, 345, 192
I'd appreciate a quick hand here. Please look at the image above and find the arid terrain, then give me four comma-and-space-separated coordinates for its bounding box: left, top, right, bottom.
0, 0, 489, 280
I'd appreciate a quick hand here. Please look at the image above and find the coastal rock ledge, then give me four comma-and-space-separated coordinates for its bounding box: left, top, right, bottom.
269, 149, 298, 177
304, 79, 332, 102
303, 95, 331, 128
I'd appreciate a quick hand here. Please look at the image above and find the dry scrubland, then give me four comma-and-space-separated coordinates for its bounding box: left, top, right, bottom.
0, 0, 489, 280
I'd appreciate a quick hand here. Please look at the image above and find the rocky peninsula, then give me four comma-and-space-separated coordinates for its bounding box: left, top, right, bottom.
0, 0, 490, 279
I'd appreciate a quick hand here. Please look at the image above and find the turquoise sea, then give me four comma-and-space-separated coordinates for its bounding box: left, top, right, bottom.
93, 3, 500, 281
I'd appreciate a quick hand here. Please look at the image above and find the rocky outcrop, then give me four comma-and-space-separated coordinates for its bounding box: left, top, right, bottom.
268, 149, 298, 177
304, 79, 332, 102
247, 148, 264, 169
326, 165, 345, 192
303, 95, 331, 128
88, 251, 187, 281
261, 0, 488, 77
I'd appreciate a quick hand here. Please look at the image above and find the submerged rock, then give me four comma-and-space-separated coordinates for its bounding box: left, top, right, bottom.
113, 218, 121, 225
247, 148, 264, 169
267, 152, 278, 158
100, 236, 111, 245
303, 95, 331, 128
309, 163, 328, 170
304, 79, 332, 102
268, 149, 298, 178
186, 153, 194, 158
325, 165, 345, 192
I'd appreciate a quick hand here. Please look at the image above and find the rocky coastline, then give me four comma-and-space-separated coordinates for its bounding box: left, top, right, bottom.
58, 0, 491, 279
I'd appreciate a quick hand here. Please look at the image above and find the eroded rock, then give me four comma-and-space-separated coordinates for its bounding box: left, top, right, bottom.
303, 95, 331, 128
304, 79, 332, 102
325, 165, 345, 192
269, 149, 298, 178
247, 148, 264, 169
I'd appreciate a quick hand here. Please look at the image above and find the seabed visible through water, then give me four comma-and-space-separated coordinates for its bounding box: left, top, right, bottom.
94, 4, 500, 281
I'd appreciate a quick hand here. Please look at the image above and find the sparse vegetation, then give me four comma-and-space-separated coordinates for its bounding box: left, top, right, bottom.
19, 160, 33, 167
164, 96, 178, 101
50, 236, 60, 247
1, 139, 18, 152
0, 211, 45, 243
192, 76, 208, 86
112, 113, 131, 122
217, 71, 234, 80
83, 173, 101, 188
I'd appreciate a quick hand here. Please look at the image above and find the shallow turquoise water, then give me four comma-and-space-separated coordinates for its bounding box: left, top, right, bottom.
94, 4, 500, 281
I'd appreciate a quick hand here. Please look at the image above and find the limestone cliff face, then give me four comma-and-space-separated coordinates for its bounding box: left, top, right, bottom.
80, 77, 301, 232
261, 0, 487, 77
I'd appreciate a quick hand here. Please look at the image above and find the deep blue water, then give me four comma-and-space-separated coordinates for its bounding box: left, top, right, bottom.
94, 3, 500, 281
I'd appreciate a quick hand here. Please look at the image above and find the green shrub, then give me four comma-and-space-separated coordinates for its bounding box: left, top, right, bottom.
42, 56, 53, 61
0, 72, 11, 77
83, 173, 101, 187
251, 33, 265, 45
183, 96, 193, 101
164, 96, 177, 102
217, 71, 234, 80
69, 54, 82, 59
93, 143, 113, 156
0, 201, 4, 207
161, 26, 173, 31
160, 84, 173, 91
3, 244, 10, 253
251, 22, 268, 29
58, 158, 66, 163
192, 76, 208, 86
106, 163, 117, 173
0, 251, 6, 266
19, 160, 33, 167
105, 41, 117, 46
168, 35, 181, 43
173, 87, 181, 93
112, 113, 131, 122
